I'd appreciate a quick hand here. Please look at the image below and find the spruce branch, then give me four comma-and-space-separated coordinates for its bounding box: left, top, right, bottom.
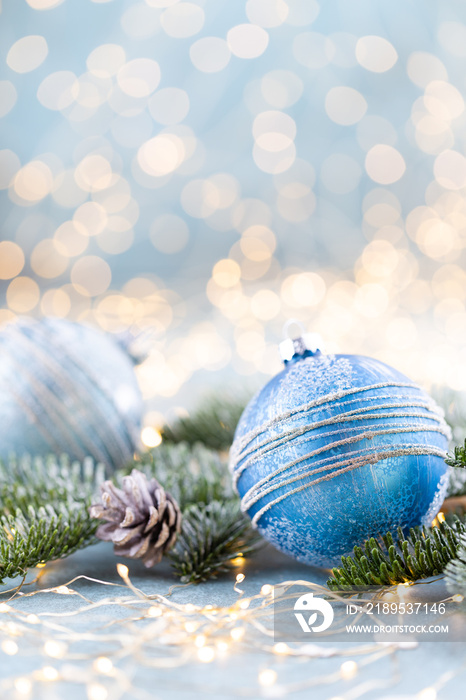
432, 387, 466, 496
327, 519, 466, 589
161, 395, 247, 451
0, 455, 105, 584
445, 531, 466, 593
168, 500, 262, 584
129, 443, 234, 510
445, 439, 466, 470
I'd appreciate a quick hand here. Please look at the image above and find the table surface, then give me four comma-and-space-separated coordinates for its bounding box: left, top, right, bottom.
0, 542, 465, 700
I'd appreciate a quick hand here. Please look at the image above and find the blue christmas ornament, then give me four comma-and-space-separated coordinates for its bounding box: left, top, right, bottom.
0, 318, 143, 470
230, 332, 451, 568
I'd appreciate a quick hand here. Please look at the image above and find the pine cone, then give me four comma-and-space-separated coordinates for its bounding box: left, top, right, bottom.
90, 470, 182, 567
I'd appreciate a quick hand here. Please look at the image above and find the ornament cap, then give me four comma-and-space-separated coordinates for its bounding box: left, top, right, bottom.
279, 321, 322, 363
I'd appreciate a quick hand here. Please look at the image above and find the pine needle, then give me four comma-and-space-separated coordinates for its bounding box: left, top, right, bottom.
445, 439, 466, 470
129, 442, 234, 510
327, 519, 466, 589
168, 500, 262, 584
445, 531, 466, 593
0, 455, 105, 584
161, 395, 247, 451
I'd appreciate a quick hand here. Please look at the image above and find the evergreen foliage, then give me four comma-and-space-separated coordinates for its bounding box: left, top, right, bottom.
445, 439, 466, 470
445, 531, 466, 593
8, 392, 466, 589
169, 500, 262, 583
129, 443, 235, 509
0, 441, 261, 585
327, 519, 466, 589
161, 395, 247, 451
0, 455, 104, 584
433, 388, 466, 496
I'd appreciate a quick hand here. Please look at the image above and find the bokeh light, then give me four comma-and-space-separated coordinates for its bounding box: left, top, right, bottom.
1, 0, 466, 420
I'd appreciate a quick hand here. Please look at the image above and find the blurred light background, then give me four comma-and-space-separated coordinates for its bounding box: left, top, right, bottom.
1, 0, 466, 434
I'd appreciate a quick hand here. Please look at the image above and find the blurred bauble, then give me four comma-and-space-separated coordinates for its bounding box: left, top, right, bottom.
230, 333, 451, 568
0, 318, 143, 471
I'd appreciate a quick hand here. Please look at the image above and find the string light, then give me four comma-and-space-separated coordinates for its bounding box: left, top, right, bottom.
1, 640, 18, 655
148, 606, 162, 617
340, 660, 358, 680
273, 642, 289, 655
230, 627, 245, 641
94, 657, 113, 675
0, 570, 462, 698
40, 666, 59, 682
258, 669, 277, 687
87, 683, 108, 700
116, 563, 129, 579
44, 640, 67, 658
54, 585, 72, 595
230, 556, 245, 567
197, 646, 215, 663
14, 678, 32, 696
26, 614, 40, 624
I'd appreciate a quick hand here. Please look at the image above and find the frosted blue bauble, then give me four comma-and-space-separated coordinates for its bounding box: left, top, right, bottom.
230, 347, 451, 568
0, 318, 143, 470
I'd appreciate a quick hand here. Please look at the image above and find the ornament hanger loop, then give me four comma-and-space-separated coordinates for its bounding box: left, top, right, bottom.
282, 319, 306, 341
279, 319, 323, 363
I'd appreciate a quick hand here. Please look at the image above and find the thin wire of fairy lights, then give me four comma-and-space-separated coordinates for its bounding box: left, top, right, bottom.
0, 565, 465, 699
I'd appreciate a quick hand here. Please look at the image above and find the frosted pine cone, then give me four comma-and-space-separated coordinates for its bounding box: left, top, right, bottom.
90, 470, 182, 567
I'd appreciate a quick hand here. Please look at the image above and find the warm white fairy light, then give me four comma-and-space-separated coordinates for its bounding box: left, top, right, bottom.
1, 639, 18, 655
194, 634, 206, 648
184, 621, 198, 633
197, 646, 215, 663
116, 563, 129, 579
0, 571, 460, 698
141, 426, 162, 448
94, 657, 113, 675
418, 688, 437, 700
40, 666, 59, 682
26, 614, 40, 624
87, 683, 108, 700
230, 627, 245, 641
340, 660, 358, 680
396, 582, 411, 600
54, 585, 72, 595
14, 678, 32, 695
148, 606, 162, 617
44, 640, 67, 658
258, 669, 277, 687
230, 556, 245, 567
